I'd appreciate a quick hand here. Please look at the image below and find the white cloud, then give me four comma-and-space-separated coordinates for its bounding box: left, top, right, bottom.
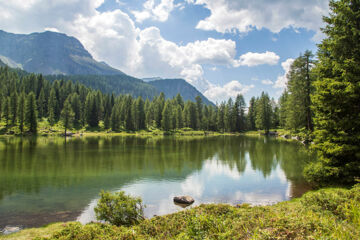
188, 0, 329, 40
236, 51, 279, 67
204, 81, 254, 103
274, 58, 294, 89
261, 79, 273, 85
132, 0, 176, 23
0, 0, 282, 103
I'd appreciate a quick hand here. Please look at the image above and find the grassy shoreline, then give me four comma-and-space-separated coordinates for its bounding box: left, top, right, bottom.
1, 185, 359, 239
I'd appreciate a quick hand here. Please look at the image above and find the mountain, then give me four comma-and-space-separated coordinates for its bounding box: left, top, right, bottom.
148, 78, 213, 105
0, 30, 124, 75
0, 29, 214, 105
142, 77, 162, 82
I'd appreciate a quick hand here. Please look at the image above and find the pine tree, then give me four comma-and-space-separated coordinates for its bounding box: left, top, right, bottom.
161, 101, 172, 131
17, 92, 26, 134
255, 92, 272, 134
286, 51, 315, 131
175, 105, 183, 129
305, 0, 360, 184
37, 88, 46, 119
247, 97, 257, 130
25, 92, 37, 134
10, 92, 17, 125
2, 96, 10, 128
48, 88, 58, 125
60, 97, 75, 136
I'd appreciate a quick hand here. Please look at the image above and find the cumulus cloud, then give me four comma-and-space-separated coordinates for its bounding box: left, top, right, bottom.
188, 0, 329, 39
0, 0, 282, 102
274, 58, 294, 89
204, 81, 255, 103
132, 0, 177, 23
261, 79, 273, 85
236, 51, 279, 67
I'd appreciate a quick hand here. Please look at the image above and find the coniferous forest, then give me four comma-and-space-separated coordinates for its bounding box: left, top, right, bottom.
0, 67, 278, 135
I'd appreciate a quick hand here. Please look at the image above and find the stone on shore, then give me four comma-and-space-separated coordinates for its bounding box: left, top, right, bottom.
173, 196, 194, 205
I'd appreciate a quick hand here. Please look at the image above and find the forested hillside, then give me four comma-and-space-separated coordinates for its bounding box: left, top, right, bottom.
45, 74, 159, 100
148, 78, 213, 105
0, 66, 281, 135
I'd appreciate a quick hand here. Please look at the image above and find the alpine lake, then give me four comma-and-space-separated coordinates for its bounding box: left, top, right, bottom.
0, 135, 315, 230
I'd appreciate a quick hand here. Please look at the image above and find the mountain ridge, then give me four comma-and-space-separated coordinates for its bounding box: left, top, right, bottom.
0, 30, 124, 75
0, 29, 214, 105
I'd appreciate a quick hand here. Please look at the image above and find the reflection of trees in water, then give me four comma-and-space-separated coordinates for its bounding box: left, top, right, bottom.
247, 136, 278, 177
0, 136, 313, 201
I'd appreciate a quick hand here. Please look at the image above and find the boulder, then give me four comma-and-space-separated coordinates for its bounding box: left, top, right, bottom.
2, 226, 21, 235
173, 196, 194, 205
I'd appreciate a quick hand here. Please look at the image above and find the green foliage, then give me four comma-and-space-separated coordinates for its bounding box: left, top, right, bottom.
25, 92, 37, 134
94, 191, 144, 227
60, 97, 75, 135
306, 0, 360, 185
283, 51, 315, 131
22, 186, 360, 240
255, 92, 272, 133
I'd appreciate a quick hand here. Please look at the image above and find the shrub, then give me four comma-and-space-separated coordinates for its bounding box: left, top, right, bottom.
94, 191, 144, 226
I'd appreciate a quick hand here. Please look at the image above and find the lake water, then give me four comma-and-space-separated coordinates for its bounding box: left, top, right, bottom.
0, 135, 313, 229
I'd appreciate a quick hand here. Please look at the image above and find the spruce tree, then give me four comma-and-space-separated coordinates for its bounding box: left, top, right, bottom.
60, 97, 75, 136
25, 92, 37, 134
17, 92, 26, 134
48, 88, 58, 125
255, 92, 272, 134
2, 96, 10, 128
161, 101, 172, 131
286, 51, 315, 131
305, 0, 360, 184
10, 92, 17, 125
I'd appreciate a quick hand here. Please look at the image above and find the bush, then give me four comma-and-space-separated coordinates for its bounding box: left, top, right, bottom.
94, 191, 144, 226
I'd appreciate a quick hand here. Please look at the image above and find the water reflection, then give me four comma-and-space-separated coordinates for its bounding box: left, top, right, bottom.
0, 135, 314, 228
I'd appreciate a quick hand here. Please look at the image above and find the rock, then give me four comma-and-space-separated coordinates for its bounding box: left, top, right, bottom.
268, 131, 278, 136
2, 226, 21, 235
173, 196, 194, 205
282, 134, 291, 139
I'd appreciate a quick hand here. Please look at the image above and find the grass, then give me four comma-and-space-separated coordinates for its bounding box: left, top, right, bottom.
0, 119, 239, 137
2, 185, 359, 239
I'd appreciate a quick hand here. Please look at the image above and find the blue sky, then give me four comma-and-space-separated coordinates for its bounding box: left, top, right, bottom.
0, 0, 330, 103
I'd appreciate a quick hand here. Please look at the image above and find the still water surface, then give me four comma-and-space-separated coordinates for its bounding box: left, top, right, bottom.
0, 135, 314, 229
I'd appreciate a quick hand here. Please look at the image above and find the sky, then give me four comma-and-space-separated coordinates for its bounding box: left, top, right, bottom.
0, 0, 330, 103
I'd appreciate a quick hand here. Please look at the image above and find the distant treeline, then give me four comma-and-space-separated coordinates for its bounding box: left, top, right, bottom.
0, 66, 282, 134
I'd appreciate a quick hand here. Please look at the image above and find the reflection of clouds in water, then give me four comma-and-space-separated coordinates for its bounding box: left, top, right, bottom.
180, 174, 204, 198
233, 191, 284, 205
77, 198, 98, 225
268, 165, 288, 184
203, 158, 242, 180
77, 157, 291, 224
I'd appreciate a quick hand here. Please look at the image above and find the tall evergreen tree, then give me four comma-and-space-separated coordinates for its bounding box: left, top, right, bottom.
161, 101, 172, 131
60, 97, 75, 136
305, 0, 360, 184
2, 96, 10, 128
25, 92, 37, 134
255, 92, 272, 134
10, 92, 17, 125
17, 92, 26, 133
286, 51, 315, 131
37, 88, 46, 119
48, 88, 58, 125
